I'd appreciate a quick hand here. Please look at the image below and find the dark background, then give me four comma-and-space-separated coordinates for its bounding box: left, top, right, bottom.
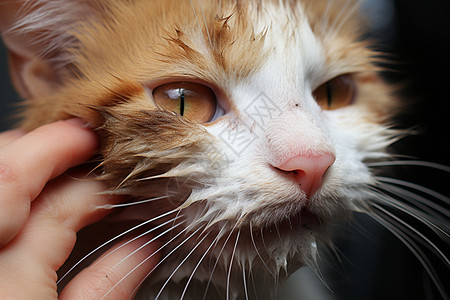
331, 1, 450, 299
1, 1, 449, 299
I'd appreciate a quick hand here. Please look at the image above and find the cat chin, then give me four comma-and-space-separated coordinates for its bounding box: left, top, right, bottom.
132, 216, 324, 300
111, 194, 332, 293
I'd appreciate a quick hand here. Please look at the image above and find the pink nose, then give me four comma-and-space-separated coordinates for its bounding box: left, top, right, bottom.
277, 153, 336, 198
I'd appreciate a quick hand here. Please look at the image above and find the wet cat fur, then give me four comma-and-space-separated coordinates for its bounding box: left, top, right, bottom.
2, 0, 437, 299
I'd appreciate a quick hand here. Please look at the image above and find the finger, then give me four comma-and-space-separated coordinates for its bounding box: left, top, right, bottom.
0, 119, 98, 246
0, 173, 120, 298
8, 173, 118, 271
0, 128, 25, 148
60, 236, 160, 300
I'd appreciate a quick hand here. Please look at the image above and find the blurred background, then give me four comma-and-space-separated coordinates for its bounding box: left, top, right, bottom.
1, 0, 449, 299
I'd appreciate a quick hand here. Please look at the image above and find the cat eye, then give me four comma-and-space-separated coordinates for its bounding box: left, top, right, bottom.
152, 82, 217, 123
313, 75, 355, 110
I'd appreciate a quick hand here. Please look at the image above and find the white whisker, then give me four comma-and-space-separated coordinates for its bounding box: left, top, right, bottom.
249, 267, 260, 300
111, 220, 186, 270
57, 208, 179, 285
367, 208, 449, 300
260, 227, 270, 255
307, 245, 334, 295
367, 188, 448, 239
242, 262, 249, 300
197, 0, 213, 49
379, 182, 450, 219
330, 0, 359, 39
189, 0, 206, 47
155, 232, 210, 300
96, 195, 169, 209
367, 160, 450, 172
318, 0, 332, 34
203, 222, 237, 300
371, 203, 449, 266
117, 224, 206, 300
227, 229, 240, 300
180, 225, 226, 300
325, 0, 352, 40
249, 222, 274, 276
275, 223, 281, 240
375, 176, 450, 204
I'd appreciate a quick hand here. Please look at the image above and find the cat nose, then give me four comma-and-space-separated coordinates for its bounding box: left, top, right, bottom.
277, 153, 336, 198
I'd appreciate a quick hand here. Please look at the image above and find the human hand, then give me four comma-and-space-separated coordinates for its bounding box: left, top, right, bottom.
0, 119, 159, 299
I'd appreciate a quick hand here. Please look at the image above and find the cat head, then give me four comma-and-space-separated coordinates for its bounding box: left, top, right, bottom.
1, 0, 400, 296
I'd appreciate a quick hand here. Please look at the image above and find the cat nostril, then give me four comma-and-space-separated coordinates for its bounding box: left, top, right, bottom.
277, 153, 336, 198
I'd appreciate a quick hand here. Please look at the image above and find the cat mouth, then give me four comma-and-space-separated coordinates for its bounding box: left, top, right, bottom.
299, 209, 321, 226
272, 208, 322, 233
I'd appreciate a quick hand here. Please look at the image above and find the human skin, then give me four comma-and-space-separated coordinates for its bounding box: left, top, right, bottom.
0, 119, 159, 299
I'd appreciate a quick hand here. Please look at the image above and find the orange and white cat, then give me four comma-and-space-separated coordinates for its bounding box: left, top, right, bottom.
0, 0, 447, 299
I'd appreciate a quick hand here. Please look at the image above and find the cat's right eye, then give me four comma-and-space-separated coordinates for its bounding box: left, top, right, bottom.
152, 82, 218, 123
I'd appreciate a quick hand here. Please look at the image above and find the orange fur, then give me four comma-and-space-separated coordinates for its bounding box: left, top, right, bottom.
0, 1, 408, 299
1, 0, 391, 130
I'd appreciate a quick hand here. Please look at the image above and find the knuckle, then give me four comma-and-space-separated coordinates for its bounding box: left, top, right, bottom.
0, 160, 21, 184
36, 188, 76, 227
36, 178, 99, 228
0, 160, 30, 206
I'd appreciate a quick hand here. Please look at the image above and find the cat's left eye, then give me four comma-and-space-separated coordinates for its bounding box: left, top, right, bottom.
313, 75, 355, 110
152, 82, 217, 123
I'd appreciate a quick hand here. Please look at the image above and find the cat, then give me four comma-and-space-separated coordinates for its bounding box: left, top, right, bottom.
0, 0, 448, 299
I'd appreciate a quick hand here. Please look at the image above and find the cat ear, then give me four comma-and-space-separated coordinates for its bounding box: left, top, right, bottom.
0, 1, 94, 98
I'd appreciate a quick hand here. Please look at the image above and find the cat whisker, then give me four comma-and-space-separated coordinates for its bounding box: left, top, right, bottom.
325, 0, 352, 40
180, 224, 227, 300
197, 0, 213, 50
154, 232, 210, 300
203, 222, 237, 300
125, 223, 207, 299
367, 187, 448, 239
227, 229, 241, 300
260, 227, 270, 257
318, 0, 333, 34
172, 209, 185, 234
189, 0, 212, 50
275, 223, 282, 240
370, 203, 449, 266
242, 262, 250, 300
379, 182, 450, 219
57, 208, 179, 285
367, 205, 449, 300
307, 245, 334, 296
367, 160, 450, 172
247, 266, 260, 300
330, 0, 359, 40
249, 222, 274, 277
375, 176, 450, 204
96, 195, 170, 209
110, 220, 186, 270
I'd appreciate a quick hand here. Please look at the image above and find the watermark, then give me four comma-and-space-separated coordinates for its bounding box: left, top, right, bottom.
243, 92, 283, 129
218, 92, 282, 157
195, 91, 282, 181
217, 121, 256, 157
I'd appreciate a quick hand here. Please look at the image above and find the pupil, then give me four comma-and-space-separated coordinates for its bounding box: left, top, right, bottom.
326, 82, 332, 108
179, 89, 185, 116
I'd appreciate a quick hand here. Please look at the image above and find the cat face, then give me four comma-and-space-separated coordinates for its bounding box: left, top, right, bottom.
1, 0, 401, 298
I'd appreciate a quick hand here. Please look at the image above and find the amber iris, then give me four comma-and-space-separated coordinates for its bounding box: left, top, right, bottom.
313, 75, 355, 110
153, 82, 217, 122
